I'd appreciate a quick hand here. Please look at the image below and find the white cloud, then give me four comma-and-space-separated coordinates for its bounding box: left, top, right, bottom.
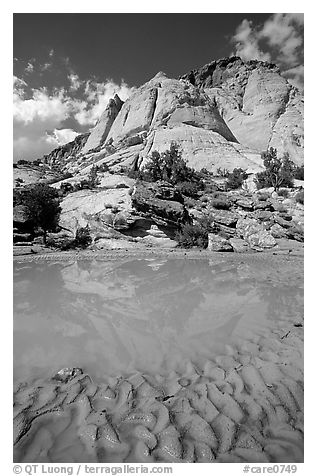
13, 81, 71, 125
41, 62, 52, 72
68, 73, 82, 92
260, 13, 303, 67
231, 14, 304, 87
233, 19, 272, 62
13, 76, 27, 89
73, 79, 134, 126
25, 62, 34, 74
282, 65, 304, 90
45, 128, 79, 147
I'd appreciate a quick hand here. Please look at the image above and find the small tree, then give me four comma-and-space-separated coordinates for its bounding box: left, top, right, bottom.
86, 165, 100, 188
255, 148, 295, 191
74, 226, 92, 248
19, 184, 61, 243
293, 165, 304, 180
136, 143, 199, 185
226, 168, 248, 190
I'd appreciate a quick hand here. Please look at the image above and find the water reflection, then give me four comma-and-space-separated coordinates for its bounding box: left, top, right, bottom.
13, 258, 303, 383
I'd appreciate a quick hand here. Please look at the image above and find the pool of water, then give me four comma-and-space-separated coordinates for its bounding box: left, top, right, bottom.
13, 257, 303, 384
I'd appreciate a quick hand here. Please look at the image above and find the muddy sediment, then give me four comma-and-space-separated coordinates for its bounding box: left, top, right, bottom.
14, 319, 303, 463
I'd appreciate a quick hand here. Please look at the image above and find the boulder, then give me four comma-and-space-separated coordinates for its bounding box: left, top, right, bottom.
270, 223, 288, 239
208, 233, 233, 252
236, 216, 276, 250
211, 209, 239, 227
252, 210, 273, 222
274, 215, 293, 229
59, 188, 134, 233
216, 223, 237, 237
229, 237, 250, 253
131, 181, 187, 225
235, 197, 254, 210
254, 200, 274, 211
285, 223, 304, 242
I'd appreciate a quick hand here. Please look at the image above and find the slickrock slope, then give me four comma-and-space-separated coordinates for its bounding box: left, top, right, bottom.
70, 70, 264, 175
41, 132, 89, 168
180, 57, 304, 164
81, 95, 124, 155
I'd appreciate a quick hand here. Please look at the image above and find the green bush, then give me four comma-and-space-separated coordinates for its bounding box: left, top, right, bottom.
60, 182, 74, 195
257, 192, 271, 201
14, 184, 61, 243
84, 165, 100, 189
74, 227, 92, 248
226, 168, 248, 190
175, 223, 208, 248
130, 143, 203, 188
216, 167, 229, 178
255, 148, 295, 190
210, 198, 231, 210
175, 213, 217, 248
97, 162, 110, 173
295, 190, 304, 204
175, 181, 201, 198
293, 165, 304, 181
277, 189, 289, 198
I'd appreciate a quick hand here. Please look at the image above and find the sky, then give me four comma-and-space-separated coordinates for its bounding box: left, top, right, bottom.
13, 13, 304, 162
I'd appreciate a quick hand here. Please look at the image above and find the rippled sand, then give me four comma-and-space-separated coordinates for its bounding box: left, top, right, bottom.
14, 319, 303, 463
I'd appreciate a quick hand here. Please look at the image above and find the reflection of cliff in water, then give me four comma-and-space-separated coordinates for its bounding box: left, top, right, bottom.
13, 258, 303, 382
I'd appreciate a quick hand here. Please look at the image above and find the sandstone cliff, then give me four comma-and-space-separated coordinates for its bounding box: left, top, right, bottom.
180, 57, 304, 164
51, 57, 302, 178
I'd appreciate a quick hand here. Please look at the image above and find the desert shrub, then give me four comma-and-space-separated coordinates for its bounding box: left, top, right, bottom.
60, 172, 73, 180
255, 148, 295, 190
17, 159, 29, 165
210, 198, 231, 210
175, 213, 217, 248
216, 167, 230, 178
60, 182, 74, 195
15, 178, 24, 187
97, 162, 110, 173
199, 167, 213, 177
85, 165, 100, 189
295, 190, 304, 204
293, 165, 304, 180
74, 226, 92, 248
226, 168, 248, 190
175, 181, 201, 198
277, 189, 289, 198
175, 223, 208, 248
257, 192, 271, 201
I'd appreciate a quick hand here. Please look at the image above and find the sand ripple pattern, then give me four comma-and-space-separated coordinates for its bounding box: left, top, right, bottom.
14, 326, 303, 463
